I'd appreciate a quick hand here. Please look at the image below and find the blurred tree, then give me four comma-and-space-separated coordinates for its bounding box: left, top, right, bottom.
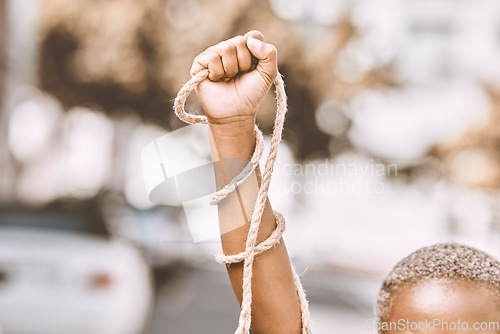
40, 0, 173, 126
432, 87, 500, 189
40, 0, 384, 160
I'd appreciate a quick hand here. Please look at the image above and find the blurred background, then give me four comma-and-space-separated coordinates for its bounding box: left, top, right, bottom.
1, 0, 500, 333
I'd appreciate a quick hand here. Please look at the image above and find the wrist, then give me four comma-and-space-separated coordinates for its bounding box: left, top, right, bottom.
208, 114, 255, 140
207, 114, 255, 131
209, 117, 256, 160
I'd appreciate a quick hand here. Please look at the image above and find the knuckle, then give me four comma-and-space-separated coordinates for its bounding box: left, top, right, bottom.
207, 51, 220, 62
220, 41, 236, 55
205, 46, 215, 55
232, 35, 246, 45
193, 54, 203, 63
268, 45, 277, 56
248, 29, 264, 38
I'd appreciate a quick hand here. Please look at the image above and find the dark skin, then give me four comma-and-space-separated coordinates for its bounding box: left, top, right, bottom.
384, 278, 500, 334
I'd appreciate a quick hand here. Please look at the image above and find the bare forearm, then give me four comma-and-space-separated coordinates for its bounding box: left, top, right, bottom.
209, 121, 302, 333
190, 29, 301, 333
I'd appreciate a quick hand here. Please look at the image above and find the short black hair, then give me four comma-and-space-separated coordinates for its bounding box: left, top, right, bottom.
376, 243, 500, 324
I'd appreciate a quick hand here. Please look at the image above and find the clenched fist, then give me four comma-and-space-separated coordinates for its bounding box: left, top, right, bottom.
190, 30, 278, 126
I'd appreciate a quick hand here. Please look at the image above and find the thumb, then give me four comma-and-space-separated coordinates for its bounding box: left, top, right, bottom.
246, 37, 278, 84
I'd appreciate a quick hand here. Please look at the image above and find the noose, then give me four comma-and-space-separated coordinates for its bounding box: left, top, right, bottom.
174, 68, 311, 334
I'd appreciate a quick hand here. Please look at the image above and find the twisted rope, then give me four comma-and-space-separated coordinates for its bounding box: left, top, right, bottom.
174, 68, 311, 334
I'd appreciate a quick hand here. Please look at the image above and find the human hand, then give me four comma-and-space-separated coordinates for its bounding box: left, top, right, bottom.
190, 30, 278, 129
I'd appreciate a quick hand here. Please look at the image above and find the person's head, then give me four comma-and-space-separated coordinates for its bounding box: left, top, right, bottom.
376, 243, 500, 334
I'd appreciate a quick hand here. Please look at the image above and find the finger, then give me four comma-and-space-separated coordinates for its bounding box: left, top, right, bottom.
244, 30, 265, 71
189, 60, 205, 77
246, 37, 278, 84
230, 35, 253, 73
217, 41, 239, 79
244, 30, 265, 42
191, 50, 225, 81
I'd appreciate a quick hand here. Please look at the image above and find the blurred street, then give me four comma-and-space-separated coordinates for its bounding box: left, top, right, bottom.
149, 263, 378, 334
149, 264, 240, 334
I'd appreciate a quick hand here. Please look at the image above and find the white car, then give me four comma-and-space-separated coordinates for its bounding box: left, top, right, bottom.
0, 202, 153, 334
